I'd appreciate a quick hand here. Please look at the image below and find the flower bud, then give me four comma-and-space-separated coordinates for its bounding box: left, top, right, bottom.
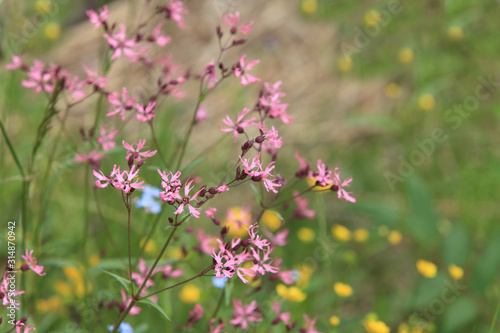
255, 135, 265, 143
232, 39, 246, 45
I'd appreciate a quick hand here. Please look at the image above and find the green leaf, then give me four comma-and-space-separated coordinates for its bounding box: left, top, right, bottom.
249, 183, 262, 205
442, 297, 478, 332
99, 269, 131, 293
471, 233, 500, 293
405, 177, 438, 245
413, 275, 444, 308
442, 223, 469, 266
138, 298, 171, 321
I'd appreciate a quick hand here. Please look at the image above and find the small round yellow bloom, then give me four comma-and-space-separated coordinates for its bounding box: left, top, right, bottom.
34, 0, 52, 13
398, 323, 409, 333
330, 315, 340, 326
385, 83, 402, 99
276, 284, 307, 302
364, 10, 381, 26
448, 264, 464, 280
354, 228, 369, 242
364, 319, 391, 333
261, 210, 282, 231
179, 284, 201, 303
338, 55, 353, 72
418, 93, 435, 111
37, 296, 63, 313
387, 230, 402, 245
333, 282, 353, 297
44, 22, 61, 40
332, 224, 351, 242
416, 259, 437, 278
447, 26, 463, 41
398, 47, 414, 64
301, 0, 318, 14
297, 264, 313, 288
54, 281, 71, 297
140, 237, 157, 255
298, 227, 315, 243
89, 254, 101, 267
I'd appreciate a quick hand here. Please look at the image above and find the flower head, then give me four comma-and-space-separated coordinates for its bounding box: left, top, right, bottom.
234, 55, 260, 86
87, 5, 109, 29
230, 299, 263, 330
221, 12, 254, 35
21, 249, 46, 276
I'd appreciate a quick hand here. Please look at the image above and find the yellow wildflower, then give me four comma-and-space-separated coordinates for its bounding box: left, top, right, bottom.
223, 206, 253, 238
338, 55, 353, 72
364, 10, 381, 26
385, 83, 402, 99
179, 284, 201, 303
44, 22, 61, 40
448, 264, 464, 280
364, 319, 391, 333
418, 94, 435, 111
387, 230, 402, 245
301, 0, 318, 14
416, 260, 437, 278
276, 284, 307, 302
447, 26, 463, 41
298, 227, 315, 243
354, 228, 369, 242
332, 224, 351, 242
398, 48, 414, 64
261, 210, 282, 231
330, 315, 340, 326
333, 282, 353, 297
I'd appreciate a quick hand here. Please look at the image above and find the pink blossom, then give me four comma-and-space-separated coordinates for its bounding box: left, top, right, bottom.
221, 12, 254, 35
333, 167, 356, 203
272, 301, 291, 325
205, 207, 217, 218
300, 315, 321, 333
220, 107, 255, 142
86, 5, 109, 29
21, 249, 46, 276
165, 1, 189, 29
103, 24, 138, 61
66, 75, 87, 100
294, 151, 311, 178
122, 139, 157, 163
131, 258, 155, 290
195, 103, 209, 124
153, 264, 183, 279
293, 190, 315, 219
135, 101, 156, 122
247, 223, 270, 250
114, 165, 145, 193
107, 88, 136, 121
264, 228, 289, 247
204, 61, 218, 90
1, 273, 24, 308
240, 154, 262, 176
234, 55, 260, 86
158, 169, 182, 204
83, 65, 108, 89
149, 23, 171, 46
260, 81, 293, 124
209, 319, 226, 333
173, 179, 203, 218
256, 121, 282, 149
309, 159, 333, 187
5, 55, 26, 70
21, 59, 54, 93
249, 247, 279, 275
15, 322, 36, 333
217, 184, 229, 193
74, 149, 106, 168
97, 126, 118, 152
276, 269, 296, 285
230, 299, 263, 330
187, 304, 204, 328
120, 289, 141, 315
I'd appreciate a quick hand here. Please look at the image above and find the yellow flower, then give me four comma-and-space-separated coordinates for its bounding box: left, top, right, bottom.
398, 323, 409, 333
398, 48, 414, 64
260, 210, 282, 231
89, 254, 101, 267
298, 227, 315, 243
36, 296, 63, 313
330, 315, 340, 326
364, 10, 381, 26
448, 264, 464, 280
306, 175, 331, 191
338, 55, 353, 72
34, 0, 52, 13
387, 230, 402, 245
447, 26, 463, 41
301, 0, 318, 14
416, 259, 437, 278
179, 284, 201, 303
276, 284, 307, 302
54, 281, 71, 297
168, 246, 185, 260
418, 94, 435, 111
140, 237, 157, 255
332, 224, 351, 242
364, 319, 391, 333
385, 83, 402, 99
62, 266, 90, 297
354, 228, 369, 242
297, 264, 313, 288
223, 206, 253, 238
44, 22, 61, 40
333, 282, 353, 297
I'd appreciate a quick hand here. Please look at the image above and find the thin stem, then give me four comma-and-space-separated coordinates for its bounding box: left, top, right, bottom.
490, 301, 500, 333
126, 196, 134, 295
139, 265, 212, 299
149, 121, 169, 168
0, 118, 25, 178
93, 187, 123, 259
211, 288, 226, 320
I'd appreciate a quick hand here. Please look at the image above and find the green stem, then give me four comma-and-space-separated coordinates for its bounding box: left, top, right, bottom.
211, 288, 226, 320
0, 118, 25, 178
490, 301, 500, 333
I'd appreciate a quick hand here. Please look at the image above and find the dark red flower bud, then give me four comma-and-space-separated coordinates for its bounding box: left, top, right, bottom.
232, 39, 246, 45
255, 135, 265, 143
230, 26, 237, 34
20, 264, 29, 272
216, 25, 223, 38
252, 175, 262, 182
330, 184, 339, 192
208, 187, 218, 194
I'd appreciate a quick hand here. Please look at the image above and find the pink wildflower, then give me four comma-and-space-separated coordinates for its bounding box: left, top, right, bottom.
86, 5, 109, 29
131, 258, 155, 290
333, 167, 356, 203
300, 315, 322, 333
173, 179, 203, 218
1, 273, 24, 308
5, 55, 26, 70
256, 121, 282, 149
74, 149, 106, 168
15, 322, 36, 333
220, 107, 255, 142
97, 126, 118, 152
120, 289, 141, 315
260, 81, 293, 124
221, 12, 254, 35
205, 207, 217, 218
249, 247, 279, 275
294, 151, 311, 178
272, 301, 291, 325
122, 139, 157, 164
103, 24, 138, 61
83, 65, 108, 89
309, 159, 333, 187
195, 229, 217, 255
21, 59, 54, 93
153, 264, 183, 279
135, 101, 156, 122
164, 1, 189, 29
209, 319, 226, 333
149, 23, 171, 46
293, 190, 315, 219
234, 55, 260, 86
187, 304, 204, 327
247, 223, 270, 250
114, 165, 145, 193
195, 103, 209, 124
107, 88, 136, 121
21, 249, 46, 276
230, 299, 263, 330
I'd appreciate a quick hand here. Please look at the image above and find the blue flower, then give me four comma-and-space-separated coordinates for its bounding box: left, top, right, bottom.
212, 276, 228, 289
135, 185, 162, 214
107, 322, 133, 333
